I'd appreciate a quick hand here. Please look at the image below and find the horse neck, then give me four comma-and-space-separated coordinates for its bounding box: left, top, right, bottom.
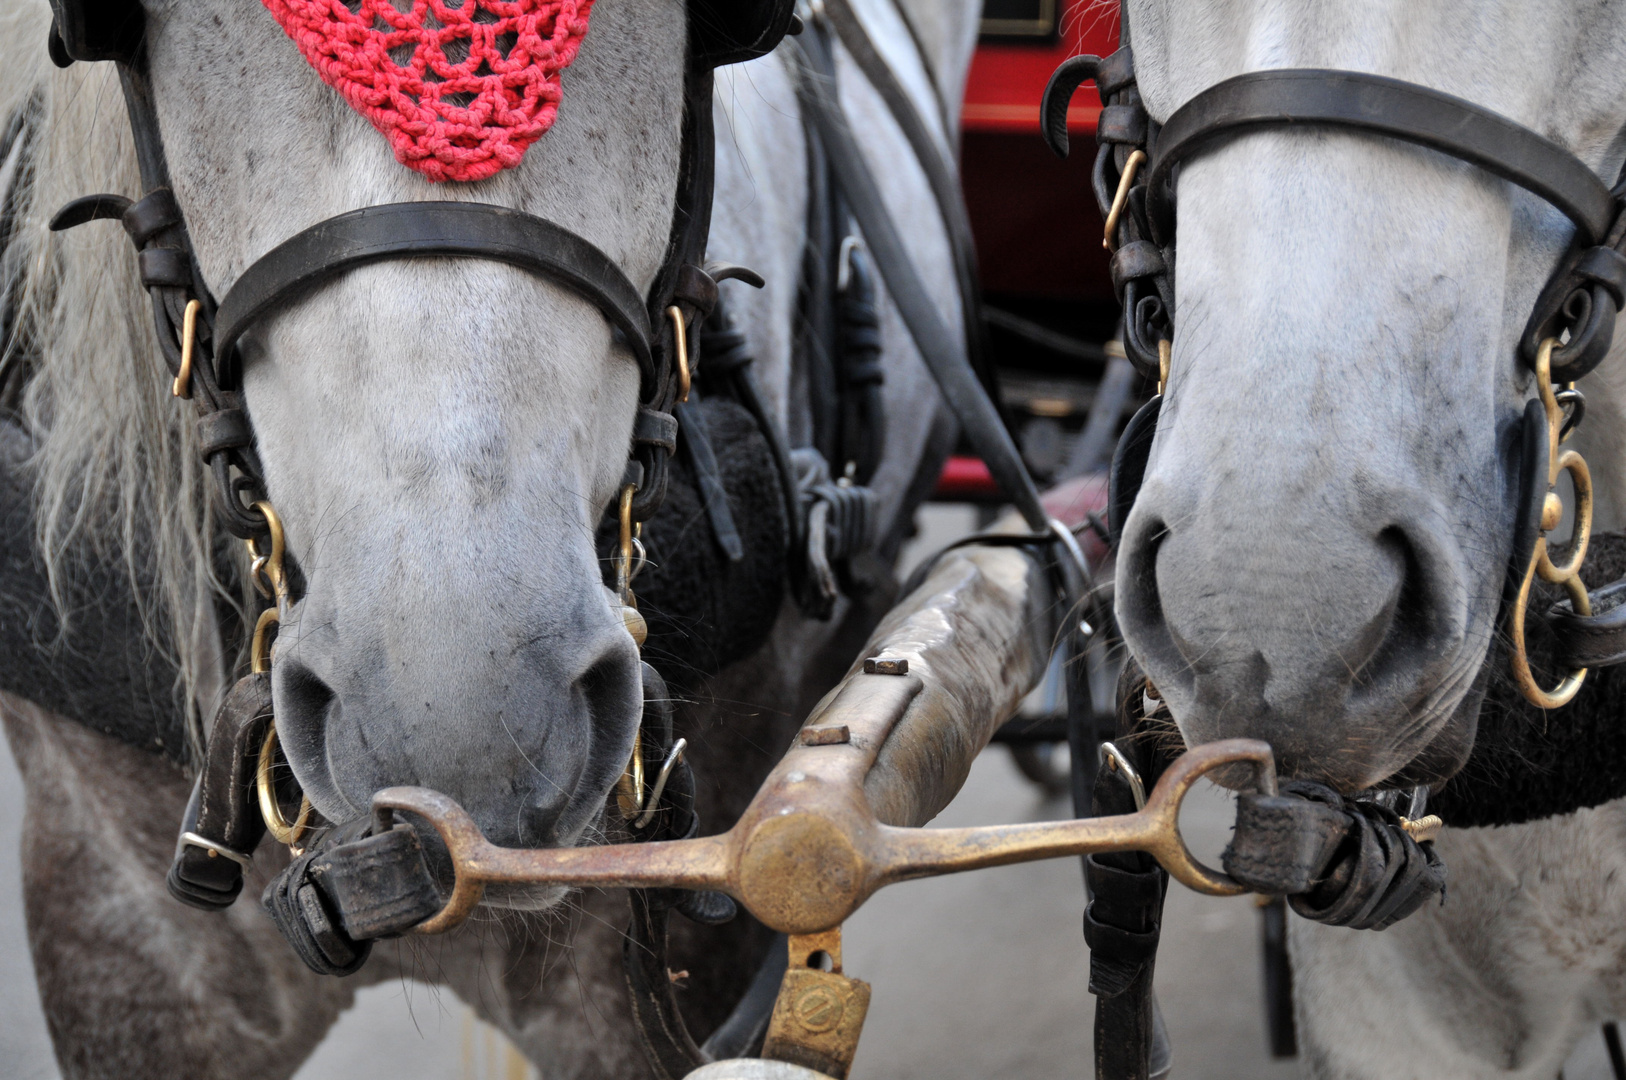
0, 22, 226, 754
861, 0, 980, 137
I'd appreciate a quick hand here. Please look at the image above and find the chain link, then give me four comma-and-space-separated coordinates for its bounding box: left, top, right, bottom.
1508, 337, 1595, 708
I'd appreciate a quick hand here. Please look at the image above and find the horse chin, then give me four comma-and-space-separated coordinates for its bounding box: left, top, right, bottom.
1382, 666, 1488, 790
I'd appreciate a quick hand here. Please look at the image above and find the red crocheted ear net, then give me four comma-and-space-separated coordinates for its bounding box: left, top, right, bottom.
262, 0, 595, 183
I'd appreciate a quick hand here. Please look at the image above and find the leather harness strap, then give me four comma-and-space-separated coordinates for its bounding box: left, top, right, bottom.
166, 673, 274, 910
818, 0, 999, 412
212, 201, 656, 388
792, 19, 1052, 535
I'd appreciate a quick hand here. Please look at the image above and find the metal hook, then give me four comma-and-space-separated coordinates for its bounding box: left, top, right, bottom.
666, 306, 691, 403
1099, 741, 1148, 810
632, 738, 688, 830
836, 235, 864, 293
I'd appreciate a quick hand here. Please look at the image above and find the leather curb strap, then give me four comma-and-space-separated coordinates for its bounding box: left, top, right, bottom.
261, 818, 441, 978
1222, 780, 1446, 931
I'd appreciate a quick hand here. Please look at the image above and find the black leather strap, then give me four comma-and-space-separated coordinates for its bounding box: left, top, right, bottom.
213, 201, 654, 388
305, 825, 442, 941
1222, 780, 1447, 932
1148, 69, 1617, 246
792, 27, 1051, 533
166, 673, 275, 910
819, 0, 998, 413
1550, 579, 1626, 668
1085, 697, 1172, 1080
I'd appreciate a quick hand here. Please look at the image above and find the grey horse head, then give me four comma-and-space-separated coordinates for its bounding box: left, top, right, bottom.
1114, 0, 1626, 791
143, 0, 689, 859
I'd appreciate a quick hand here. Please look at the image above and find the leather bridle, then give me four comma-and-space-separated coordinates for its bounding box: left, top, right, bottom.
40, 0, 794, 903
1044, 46, 1626, 711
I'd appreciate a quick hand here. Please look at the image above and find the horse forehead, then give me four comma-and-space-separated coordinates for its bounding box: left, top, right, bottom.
145, 0, 684, 290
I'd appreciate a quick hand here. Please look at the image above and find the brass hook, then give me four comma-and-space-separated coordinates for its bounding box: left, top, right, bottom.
1103, 149, 1147, 253
172, 299, 200, 399
247, 501, 288, 674
666, 306, 691, 404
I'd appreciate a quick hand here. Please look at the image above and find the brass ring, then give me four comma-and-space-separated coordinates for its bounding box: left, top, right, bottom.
1508, 549, 1590, 709
172, 299, 200, 399
250, 607, 280, 674
1103, 149, 1147, 253
256, 724, 312, 848
1156, 338, 1171, 396
1507, 337, 1594, 709
667, 306, 690, 403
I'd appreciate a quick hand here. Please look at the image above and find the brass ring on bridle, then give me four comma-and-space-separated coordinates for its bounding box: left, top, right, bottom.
256, 723, 313, 849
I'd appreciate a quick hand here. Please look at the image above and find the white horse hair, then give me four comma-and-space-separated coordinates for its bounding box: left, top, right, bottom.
0, 0, 982, 1074
1119, 1, 1626, 1076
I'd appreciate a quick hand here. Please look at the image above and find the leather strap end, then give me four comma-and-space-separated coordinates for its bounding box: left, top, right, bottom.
49, 193, 133, 232
307, 826, 443, 941
1110, 241, 1168, 296
1095, 47, 1137, 99
122, 189, 184, 246
633, 407, 679, 455
672, 263, 719, 319
1222, 792, 1352, 895
1576, 245, 1626, 309
166, 855, 244, 912
197, 409, 254, 460
1096, 104, 1149, 147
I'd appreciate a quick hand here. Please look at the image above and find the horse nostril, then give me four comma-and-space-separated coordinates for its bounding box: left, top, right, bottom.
271, 660, 337, 766
518, 639, 642, 847
277, 661, 337, 728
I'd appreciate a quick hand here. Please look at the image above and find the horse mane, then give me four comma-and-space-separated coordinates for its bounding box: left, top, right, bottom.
0, 2, 233, 761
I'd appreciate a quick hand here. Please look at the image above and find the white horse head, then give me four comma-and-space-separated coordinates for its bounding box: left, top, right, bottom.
1115, 0, 1626, 790
37, 0, 699, 861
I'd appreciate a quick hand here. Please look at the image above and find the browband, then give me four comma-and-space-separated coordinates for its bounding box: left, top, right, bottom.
1148, 69, 1618, 246
213, 200, 654, 387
